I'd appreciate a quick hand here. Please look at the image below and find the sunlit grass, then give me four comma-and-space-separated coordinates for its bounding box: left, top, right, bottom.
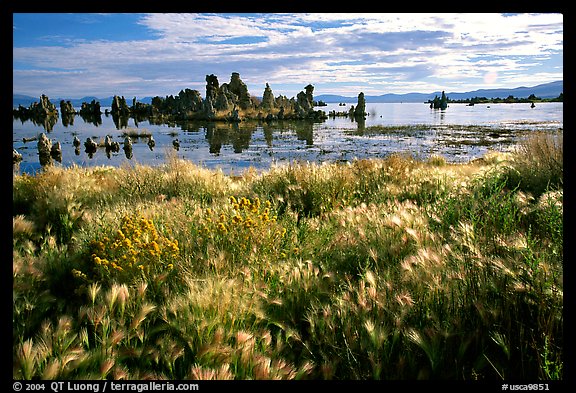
13, 132, 563, 380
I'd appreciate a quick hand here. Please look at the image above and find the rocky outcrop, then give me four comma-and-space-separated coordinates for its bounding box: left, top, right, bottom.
13, 95, 59, 130
215, 85, 232, 112
60, 100, 76, 116
131, 97, 152, 117
84, 137, 97, 155
123, 136, 133, 151
147, 135, 156, 150
202, 97, 216, 120
32, 95, 58, 117
274, 95, 291, 120
305, 84, 314, 108
205, 74, 220, 103
198, 72, 253, 115
79, 99, 102, 115
178, 89, 204, 113
50, 141, 62, 162
296, 90, 312, 113
291, 84, 327, 120
354, 92, 367, 118
15, 73, 364, 127
104, 135, 113, 151
226, 72, 253, 110
146, 73, 329, 121
430, 91, 448, 110
111, 96, 130, 116
261, 83, 275, 110
37, 133, 52, 166
77, 100, 103, 127
104, 136, 120, 158
123, 136, 133, 159
277, 106, 285, 120
150, 89, 203, 118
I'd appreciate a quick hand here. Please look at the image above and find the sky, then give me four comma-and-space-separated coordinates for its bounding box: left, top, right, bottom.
12, 13, 563, 99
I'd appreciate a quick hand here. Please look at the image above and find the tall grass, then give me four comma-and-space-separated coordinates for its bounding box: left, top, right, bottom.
502, 131, 563, 197
13, 131, 563, 380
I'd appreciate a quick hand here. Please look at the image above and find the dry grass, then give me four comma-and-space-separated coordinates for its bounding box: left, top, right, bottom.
13, 137, 563, 380
504, 131, 563, 196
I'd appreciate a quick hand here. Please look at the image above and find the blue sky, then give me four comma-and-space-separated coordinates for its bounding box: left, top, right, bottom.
12, 13, 563, 99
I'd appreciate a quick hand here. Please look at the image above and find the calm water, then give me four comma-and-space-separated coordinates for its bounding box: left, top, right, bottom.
13, 102, 563, 175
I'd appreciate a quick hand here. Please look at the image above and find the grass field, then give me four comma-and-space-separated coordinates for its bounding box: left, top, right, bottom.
13, 131, 562, 380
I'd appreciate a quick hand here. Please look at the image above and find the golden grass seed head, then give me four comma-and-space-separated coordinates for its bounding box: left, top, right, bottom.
395, 292, 415, 307
13, 215, 35, 236
41, 359, 61, 380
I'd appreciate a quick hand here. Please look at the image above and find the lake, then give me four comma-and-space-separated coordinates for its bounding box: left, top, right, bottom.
12, 102, 563, 176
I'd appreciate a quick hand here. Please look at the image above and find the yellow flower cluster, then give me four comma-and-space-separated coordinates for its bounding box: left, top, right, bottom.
89, 214, 179, 279
201, 196, 286, 254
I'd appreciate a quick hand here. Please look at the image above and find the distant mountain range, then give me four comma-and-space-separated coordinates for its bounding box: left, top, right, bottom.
13, 80, 562, 107
316, 81, 563, 103
12, 95, 154, 108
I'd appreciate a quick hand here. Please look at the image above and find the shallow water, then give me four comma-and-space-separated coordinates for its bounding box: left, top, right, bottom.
13, 102, 563, 175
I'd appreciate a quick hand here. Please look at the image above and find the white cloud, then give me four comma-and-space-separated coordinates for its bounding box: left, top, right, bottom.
13, 13, 563, 98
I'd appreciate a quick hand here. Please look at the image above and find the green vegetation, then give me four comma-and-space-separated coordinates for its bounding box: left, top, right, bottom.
13, 131, 562, 380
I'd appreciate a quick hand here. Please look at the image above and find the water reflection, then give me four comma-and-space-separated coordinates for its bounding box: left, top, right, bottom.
294, 121, 314, 145
431, 108, 446, 123
204, 123, 253, 154
79, 112, 103, 126
262, 124, 274, 147
62, 113, 75, 127
112, 113, 129, 129
13, 103, 563, 174
13, 112, 58, 132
